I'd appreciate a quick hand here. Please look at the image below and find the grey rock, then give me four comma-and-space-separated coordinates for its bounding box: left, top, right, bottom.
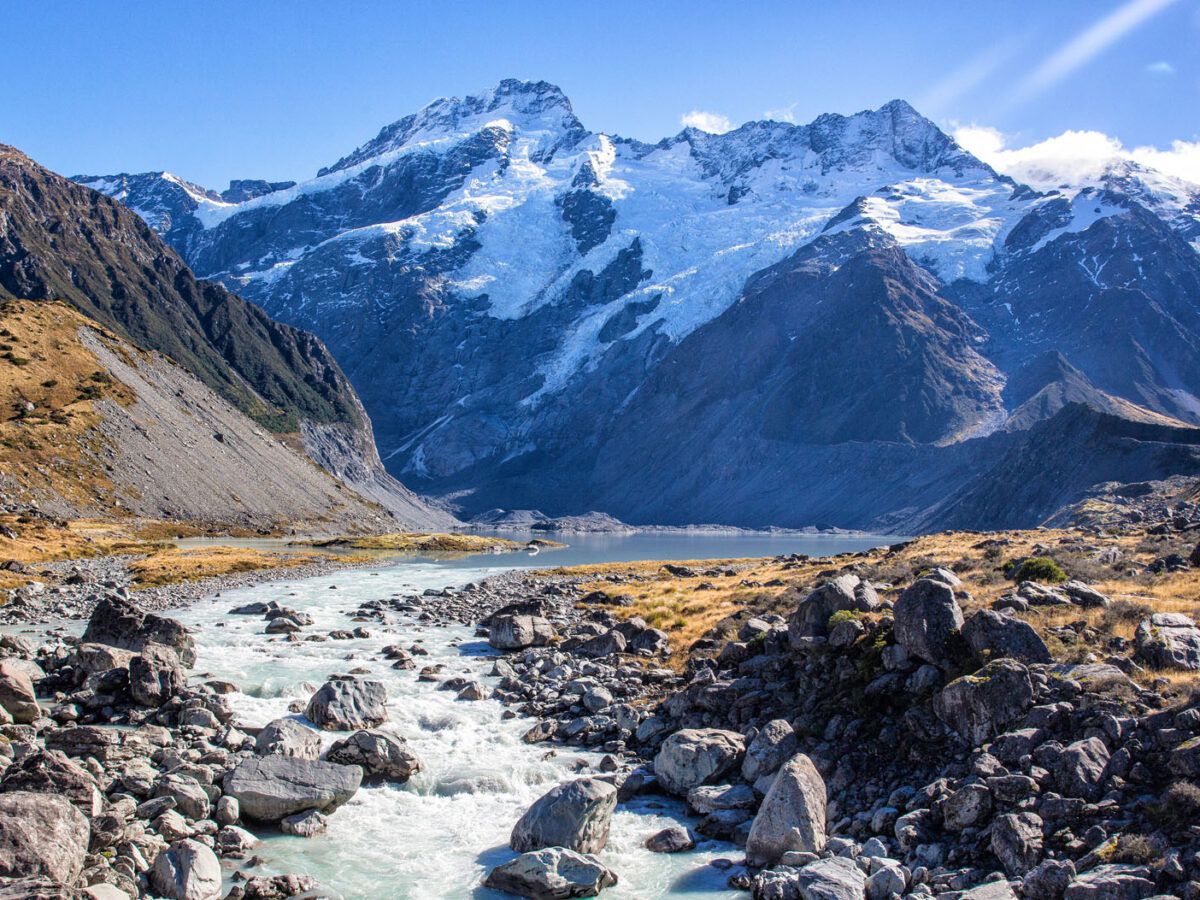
280, 808, 328, 837
305, 676, 388, 730
962, 610, 1051, 664
148, 839, 222, 900
991, 812, 1043, 876
0, 659, 39, 723
1061, 581, 1109, 609
653, 728, 745, 796
645, 826, 695, 853
940, 782, 992, 831
1062, 864, 1155, 900
155, 773, 211, 820
746, 752, 827, 867
483, 847, 618, 899
752, 857, 866, 900
893, 578, 964, 665
222, 755, 362, 822
0, 749, 102, 818
82, 594, 196, 666
129, 643, 185, 707
788, 575, 879, 643
866, 865, 906, 900
1021, 859, 1076, 900
325, 729, 422, 782
742, 718, 798, 782
687, 783, 756, 815
255, 717, 322, 759
1055, 737, 1110, 801
0, 791, 89, 884
490, 614, 555, 651
1134, 613, 1200, 671
934, 659, 1034, 746
511, 778, 617, 854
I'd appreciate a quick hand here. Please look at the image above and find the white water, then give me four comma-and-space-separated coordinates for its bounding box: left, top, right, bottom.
168, 533, 899, 898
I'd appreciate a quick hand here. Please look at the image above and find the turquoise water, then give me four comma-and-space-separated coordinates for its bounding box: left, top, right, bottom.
171, 532, 900, 897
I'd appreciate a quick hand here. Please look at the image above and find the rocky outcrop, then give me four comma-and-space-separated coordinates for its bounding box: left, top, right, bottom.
787, 575, 879, 645
82, 595, 197, 666
510, 778, 617, 855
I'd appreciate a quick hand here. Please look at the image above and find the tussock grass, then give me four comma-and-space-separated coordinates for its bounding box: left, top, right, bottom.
128, 546, 318, 588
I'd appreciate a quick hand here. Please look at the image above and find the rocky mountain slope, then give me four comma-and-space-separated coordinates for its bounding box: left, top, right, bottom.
79, 81, 1200, 530
0, 145, 452, 529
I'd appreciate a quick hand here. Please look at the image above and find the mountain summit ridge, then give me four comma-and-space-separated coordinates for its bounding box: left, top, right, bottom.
74, 80, 1200, 530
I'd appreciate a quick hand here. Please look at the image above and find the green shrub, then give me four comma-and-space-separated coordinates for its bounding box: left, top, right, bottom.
1009, 556, 1067, 584
828, 609, 862, 630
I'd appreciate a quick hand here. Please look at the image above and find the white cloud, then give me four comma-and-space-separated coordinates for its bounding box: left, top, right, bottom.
763, 103, 797, 124
1146, 60, 1176, 74
1007, 0, 1183, 107
954, 123, 1200, 188
680, 110, 734, 134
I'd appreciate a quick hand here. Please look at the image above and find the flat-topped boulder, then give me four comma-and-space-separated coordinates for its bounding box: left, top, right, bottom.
222, 755, 362, 822
1134, 612, 1200, 670
483, 848, 617, 899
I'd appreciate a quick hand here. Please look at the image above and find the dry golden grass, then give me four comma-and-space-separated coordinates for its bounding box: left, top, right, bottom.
127, 546, 319, 588
0, 300, 137, 511
542, 529, 1200, 686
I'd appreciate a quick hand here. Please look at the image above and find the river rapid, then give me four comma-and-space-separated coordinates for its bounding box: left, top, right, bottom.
168, 532, 898, 899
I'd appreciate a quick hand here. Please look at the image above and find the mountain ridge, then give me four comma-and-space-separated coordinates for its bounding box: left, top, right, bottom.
73, 80, 1200, 531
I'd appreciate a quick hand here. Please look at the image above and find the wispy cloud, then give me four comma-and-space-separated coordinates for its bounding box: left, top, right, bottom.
680, 110, 733, 134
1006, 0, 1183, 108
955, 123, 1200, 187
1146, 59, 1176, 74
917, 39, 1023, 114
763, 103, 798, 124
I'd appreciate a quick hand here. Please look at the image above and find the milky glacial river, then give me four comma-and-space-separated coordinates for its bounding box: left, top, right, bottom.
171, 532, 898, 898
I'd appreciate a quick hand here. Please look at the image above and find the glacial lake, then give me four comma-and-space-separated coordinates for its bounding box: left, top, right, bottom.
172, 531, 902, 897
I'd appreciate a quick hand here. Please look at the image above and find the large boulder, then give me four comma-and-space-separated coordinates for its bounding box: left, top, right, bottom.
82, 594, 196, 666
991, 812, 1043, 876
1134, 613, 1200, 670
1062, 864, 1155, 899
787, 575, 878, 644
962, 610, 1051, 664
653, 729, 745, 796
326, 730, 422, 783
255, 717, 322, 760
128, 643, 185, 707
0, 749, 102, 818
148, 839, 222, 900
0, 792, 89, 884
745, 753, 827, 867
1055, 737, 1110, 801
489, 614, 556, 651
742, 719, 798, 782
511, 778, 617, 854
305, 676, 388, 731
893, 577, 964, 665
934, 659, 1033, 746
0, 659, 39, 723
222, 755, 362, 822
483, 847, 617, 899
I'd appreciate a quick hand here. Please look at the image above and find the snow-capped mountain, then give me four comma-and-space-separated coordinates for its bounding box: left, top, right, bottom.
77, 79, 1200, 529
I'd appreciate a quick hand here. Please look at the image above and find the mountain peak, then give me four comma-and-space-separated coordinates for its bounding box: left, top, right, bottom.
318, 78, 584, 176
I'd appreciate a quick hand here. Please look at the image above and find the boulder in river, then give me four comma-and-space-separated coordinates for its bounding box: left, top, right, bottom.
0, 791, 89, 884
305, 676, 388, 730
653, 728, 745, 796
483, 847, 618, 899
325, 730, 422, 783
222, 755, 362, 822
510, 777, 617, 854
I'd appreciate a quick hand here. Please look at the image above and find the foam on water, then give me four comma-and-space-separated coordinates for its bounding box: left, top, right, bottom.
177, 560, 746, 899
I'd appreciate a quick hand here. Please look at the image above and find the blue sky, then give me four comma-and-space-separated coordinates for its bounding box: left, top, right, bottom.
4, 0, 1197, 188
